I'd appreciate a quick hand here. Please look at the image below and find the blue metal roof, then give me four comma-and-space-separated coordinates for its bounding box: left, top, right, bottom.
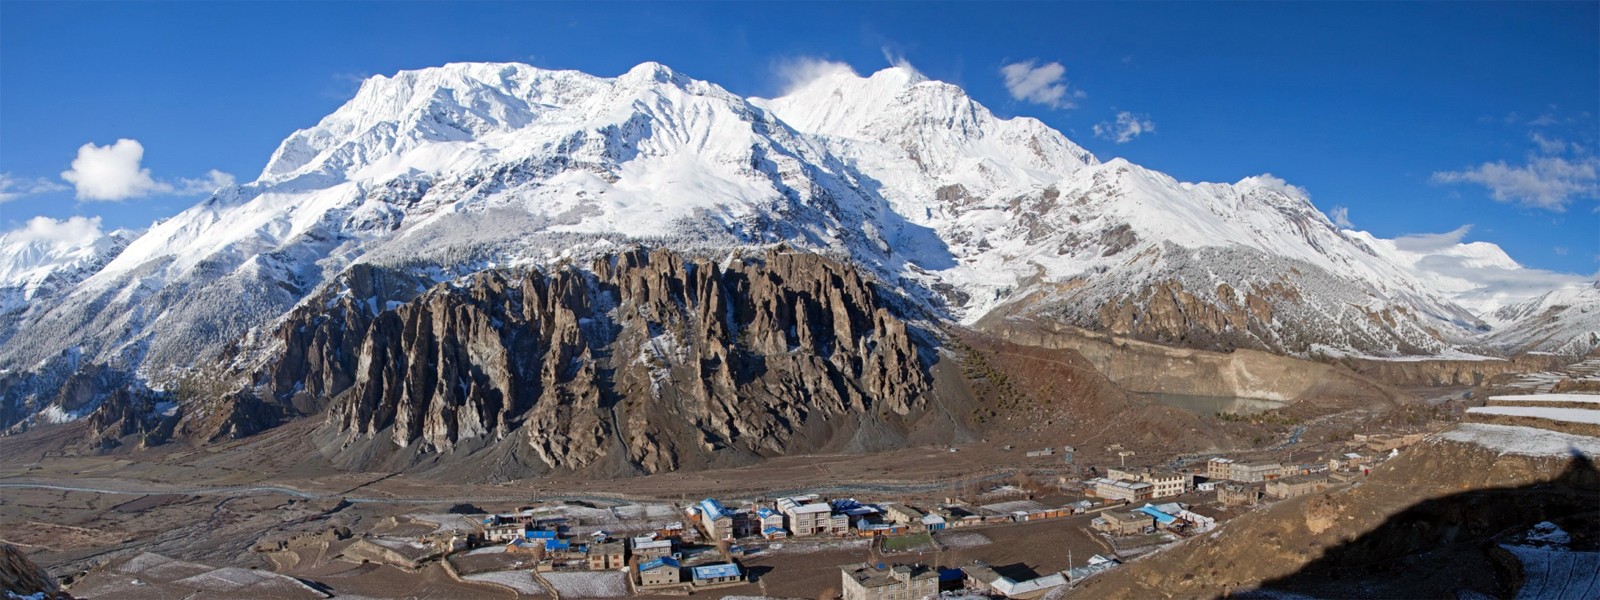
1135, 505, 1177, 525
544, 539, 570, 550
756, 507, 777, 518
639, 557, 680, 572
525, 530, 557, 539
691, 563, 742, 579
762, 526, 785, 535
699, 498, 730, 518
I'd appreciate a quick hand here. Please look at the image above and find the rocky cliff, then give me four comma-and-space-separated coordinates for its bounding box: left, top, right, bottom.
213, 248, 932, 476
0, 543, 66, 599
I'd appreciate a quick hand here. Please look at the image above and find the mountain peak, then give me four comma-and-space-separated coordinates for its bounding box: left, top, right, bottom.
621, 60, 679, 83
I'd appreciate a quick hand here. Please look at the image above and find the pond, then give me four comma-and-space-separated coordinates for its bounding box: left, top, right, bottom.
1137, 392, 1288, 416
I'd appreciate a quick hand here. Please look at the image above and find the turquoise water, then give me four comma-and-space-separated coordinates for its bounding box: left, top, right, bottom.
1138, 392, 1288, 416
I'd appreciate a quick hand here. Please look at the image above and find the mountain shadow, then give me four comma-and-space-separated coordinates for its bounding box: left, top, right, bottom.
1247, 451, 1600, 599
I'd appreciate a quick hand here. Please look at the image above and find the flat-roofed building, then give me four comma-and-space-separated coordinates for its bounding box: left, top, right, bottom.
1208, 458, 1235, 480
1091, 478, 1154, 503
1095, 510, 1154, 536
1218, 483, 1263, 506
690, 563, 742, 586
840, 562, 938, 600
586, 541, 626, 570
630, 537, 672, 560
1229, 461, 1284, 483
637, 557, 681, 587
778, 496, 835, 536
1266, 473, 1329, 499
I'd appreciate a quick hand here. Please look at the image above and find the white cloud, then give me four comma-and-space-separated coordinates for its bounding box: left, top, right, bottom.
58, 139, 234, 202
2, 215, 104, 248
1372, 224, 1591, 316
1092, 111, 1155, 143
999, 59, 1082, 109
1391, 225, 1474, 253
1432, 155, 1599, 211
1329, 205, 1353, 229
773, 57, 858, 95
61, 139, 170, 201
0, 173, 68, 204
176, 169, 236, 195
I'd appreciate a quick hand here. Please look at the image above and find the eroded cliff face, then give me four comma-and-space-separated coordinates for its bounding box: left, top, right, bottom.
977, 317, 1400, 406
306, 248, 929, 474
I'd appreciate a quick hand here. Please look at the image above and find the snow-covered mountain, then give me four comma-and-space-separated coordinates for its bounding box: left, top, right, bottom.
0, 217, 136, 316
0, 61, 1593, 391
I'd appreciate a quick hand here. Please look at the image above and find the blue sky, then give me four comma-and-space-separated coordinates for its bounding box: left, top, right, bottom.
2, 1, 1596, 274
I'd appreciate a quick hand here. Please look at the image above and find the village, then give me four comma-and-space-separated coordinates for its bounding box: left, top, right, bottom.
266, 430, 1428, 599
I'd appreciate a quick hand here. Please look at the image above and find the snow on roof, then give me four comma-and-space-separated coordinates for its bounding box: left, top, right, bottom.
691, 563, 742, 579
1467, 406, 1600, 425
1488, 393, 1600, 404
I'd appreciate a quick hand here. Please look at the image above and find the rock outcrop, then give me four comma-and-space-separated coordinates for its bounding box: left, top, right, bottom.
307, 247, 929, 474
0, 544, 66, 599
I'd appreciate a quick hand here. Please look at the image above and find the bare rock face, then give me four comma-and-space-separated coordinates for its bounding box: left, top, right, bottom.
317, 248, 930, 474
83, 389, 178, 450
0, 543, 65, 598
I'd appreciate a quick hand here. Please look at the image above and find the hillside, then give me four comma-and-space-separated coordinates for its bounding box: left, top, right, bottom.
1069, 418, 1600, 599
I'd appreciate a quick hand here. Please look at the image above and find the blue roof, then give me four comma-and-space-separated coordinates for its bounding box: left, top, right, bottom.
699, 498, 730, 518
762, 526, 785, 535
1136, 505, 1178, 525
525, 530, 557, 539
691, 563, 742, 579
639, 557, 680, 572
544, 539, 570, 550
757, 507, 776, 518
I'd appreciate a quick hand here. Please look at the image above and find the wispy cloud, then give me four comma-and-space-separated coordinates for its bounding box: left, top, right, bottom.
1433, 121, 1599, 211
176, 169, 236, 195
880, 46, 916, 73
0, 173, 68, 204
772, 56, 858, 95
1432, 155, 1598, 211
1391, 225, 1475, 253
1093, 111, 1155, 143
1329, 205, 1353, 229
1531, 132, 1567, 154
60, 139, 235, 202
999, 59, 1082, 110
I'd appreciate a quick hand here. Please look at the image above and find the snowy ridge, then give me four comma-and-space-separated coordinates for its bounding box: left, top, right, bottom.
0, 60, 1592, 400
0, 218, 136, 314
